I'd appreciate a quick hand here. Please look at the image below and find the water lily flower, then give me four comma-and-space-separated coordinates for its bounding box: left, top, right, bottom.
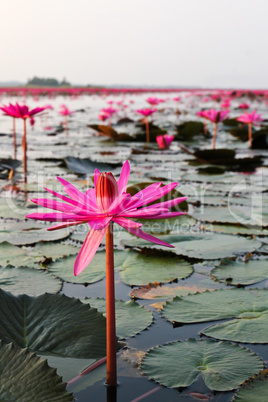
156, 134, 174, 149
146, 97, 161, 106
101, 107, 117, 126
26, 160, 187, 387
236, 111, 263, 147
136, 108, 157, 143
0, 103, 45, 181
200, 109, 229, 149
26, 160, 186, 275
98, 113, 109, 122
59, 105, 75, 131
238, 103, 250, 110
196, 110, 209, 135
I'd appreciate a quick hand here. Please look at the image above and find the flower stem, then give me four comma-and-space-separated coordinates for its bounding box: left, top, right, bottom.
203, 119, 207, 135
106, 222, 117, 387
248, 122, 252, 148
65, 116, 69, 132
13, 117, 17, 159
145, 117, 150, 143
22, 118, 27, 183
212, 122, 217, 149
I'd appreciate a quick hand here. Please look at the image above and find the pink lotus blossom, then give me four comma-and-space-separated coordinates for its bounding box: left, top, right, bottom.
156, 134, 174, 149
98, 113, 109, 122
146, 97, 161, 106
136, 108, 157, 117
236, 110, 263, 125
26, 161, 187, 276
59, 105, 75, 116
201, 109, 229, 123
101, 107, 117, 117
0, 103, 45, 119
236, 110, 263, 147
198, 109, 229, 149
238, 103, 250, 110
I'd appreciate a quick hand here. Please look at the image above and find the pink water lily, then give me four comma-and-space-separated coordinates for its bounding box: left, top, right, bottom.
59, 105, 75, 116
136, 108, 157, 143
0, 103, 45, 180
238, 103, 250, 110
156, 134, 174, 149
0, 103, 45, 119
98, 113, 109, 122
236, 110, 263, 125
199, 109, 229, 149
146, 97, 161, 106
26, 160, 186, 276
236, 110, 263, 147
136, 108, 157, 117
201, 109, 229, 123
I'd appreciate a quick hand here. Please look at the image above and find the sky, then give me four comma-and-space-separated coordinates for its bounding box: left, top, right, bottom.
1, 0, 267, 88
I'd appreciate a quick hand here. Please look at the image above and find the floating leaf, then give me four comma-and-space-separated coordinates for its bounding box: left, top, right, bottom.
141, 339, 263, 391
202, 223, 268, 236
88, 124, 118, 140
82, 298, 153, 339
0, 226, 71, 245
0, 341, 73, 401
234, 369, 268, 401
0, 289, 114, 358
211, 259, 268, 285
120, 249, 193, 286
0, 242, 78, 269
162, 288, 268, 343
131, 278, 222, 300
0, 266, 62, 296
176, 121, 206, 139
64, 156, 121, 175
124, 233, 261, 260
48, 250, 128, 283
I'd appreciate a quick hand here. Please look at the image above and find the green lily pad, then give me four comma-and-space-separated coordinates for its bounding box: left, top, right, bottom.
0, 341, 73, 401
124, 233, 261, 260
120, 249, 193, 286
202, 223, 268, 236
141, 339, 263, 391
0, 225, 71, 245
82, 298, 153, 339
48, 250, 128, 283
162, 288, 268, 343
192, 205, 265, 227
0, 242, 78, 269
0, 266, 62, 296
211, 259, 268, 285
172, 233, 261, 259
0, 289, 114, 358
234, 369, 268, 401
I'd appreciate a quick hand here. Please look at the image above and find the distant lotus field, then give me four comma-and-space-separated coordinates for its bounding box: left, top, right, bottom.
0, 87, 267, 401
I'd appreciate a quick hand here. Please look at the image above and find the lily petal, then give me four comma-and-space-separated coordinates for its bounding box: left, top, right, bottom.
74, 228, 106, 275
117, 160, 130, 195
120, 225, 174, 248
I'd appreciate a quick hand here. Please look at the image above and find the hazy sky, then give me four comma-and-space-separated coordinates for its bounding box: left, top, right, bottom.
1, 0, 267, 88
